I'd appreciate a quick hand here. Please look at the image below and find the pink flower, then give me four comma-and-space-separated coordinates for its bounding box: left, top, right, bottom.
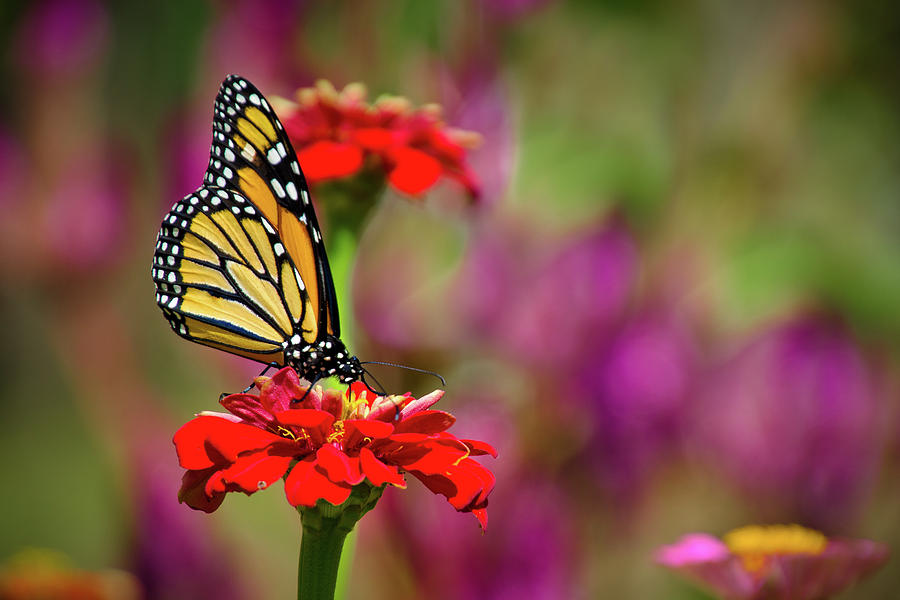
692, 315, 881, 530
656, 525, 888, 600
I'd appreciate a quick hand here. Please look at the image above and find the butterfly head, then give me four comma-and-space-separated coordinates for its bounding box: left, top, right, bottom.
291, 335, 363, 384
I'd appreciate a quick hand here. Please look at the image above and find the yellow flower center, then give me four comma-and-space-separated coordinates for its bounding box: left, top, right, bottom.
723, 525, 828, 575
327, 421, 345, 444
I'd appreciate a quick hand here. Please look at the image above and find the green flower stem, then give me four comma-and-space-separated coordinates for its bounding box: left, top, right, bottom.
297, 484, 385, 600
328, 226, 360, 349
297, 517, 349, 600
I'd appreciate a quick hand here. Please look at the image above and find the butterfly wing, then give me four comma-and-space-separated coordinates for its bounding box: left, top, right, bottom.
152, 75, 339, 366
152, 187, 314, 364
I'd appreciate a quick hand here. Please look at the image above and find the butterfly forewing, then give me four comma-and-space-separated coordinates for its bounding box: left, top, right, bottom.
202, 75, 340, 338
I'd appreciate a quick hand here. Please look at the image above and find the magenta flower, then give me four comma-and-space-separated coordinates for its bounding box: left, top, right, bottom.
656, 525, 888, 600
458, 218, 636, 369
42, 148, 127, 271
440, 65, 515, 206
130, 444, 247, 600
574, 310, 696, 507
691, 315, 882, 530
13, 0, 108, 79
206, 0, 306, 88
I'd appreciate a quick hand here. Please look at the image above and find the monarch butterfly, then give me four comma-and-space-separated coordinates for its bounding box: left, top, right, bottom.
151, 74, 363, 384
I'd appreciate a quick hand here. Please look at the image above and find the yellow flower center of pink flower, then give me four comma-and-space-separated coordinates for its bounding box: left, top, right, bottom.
723, 524, 827, 575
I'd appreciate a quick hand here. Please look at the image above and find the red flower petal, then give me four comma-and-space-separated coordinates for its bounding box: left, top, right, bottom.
388, 438, 466, 474
220, 393, 277, 430
394, 410, 456, 434
386, 147, 443, 195
397, 389, 444, 419
173, 416, 281, 469
412, 457, 495, 512
343, 419, 394, 448
257, 366, 304, 412
296, 140, 363, 182
315, 444, 364, 485
461, 439, 498, 458
218, 451, 293, 494
284, 456, 353, 507
359, 447, 406, 488
352, 127, 397, 151
275, 409, 335, 446
178, 468, 226, 513
471, 508, 488, 531
449, 458, 496, 509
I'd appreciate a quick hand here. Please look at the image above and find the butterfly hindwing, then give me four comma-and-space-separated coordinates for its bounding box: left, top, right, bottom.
152, 187, 317, 365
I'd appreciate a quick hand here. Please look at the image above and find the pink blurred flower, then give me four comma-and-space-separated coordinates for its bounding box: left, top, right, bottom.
0, 130, 25, 211
13, 0, 108, 78
42, 148, 127, 271
692, 315, 882, 530
441, 66, 515, 205
459, 218, 636, 369
575, 310, 697, 506
656, 525, 888, 600
162, 109, 215, 209
205, 0, 306, 89
0, 141, 128, 279
131, 443, 247, 600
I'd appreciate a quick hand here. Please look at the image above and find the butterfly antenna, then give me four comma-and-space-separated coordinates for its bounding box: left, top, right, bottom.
220, 363, 278, 401
238, 363, 277, 393
359, 361, 446, 387
362, 368, 406, 420
361, 368, 387, 396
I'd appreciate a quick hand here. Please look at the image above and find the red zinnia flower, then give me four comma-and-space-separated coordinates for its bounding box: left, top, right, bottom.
173, 367, 496, 529
275, 80, 482, 199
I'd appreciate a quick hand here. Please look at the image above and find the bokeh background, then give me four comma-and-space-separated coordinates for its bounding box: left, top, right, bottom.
1, 0, 899, 598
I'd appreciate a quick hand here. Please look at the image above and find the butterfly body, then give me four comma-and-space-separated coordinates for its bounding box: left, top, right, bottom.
152, 75, 362, 384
